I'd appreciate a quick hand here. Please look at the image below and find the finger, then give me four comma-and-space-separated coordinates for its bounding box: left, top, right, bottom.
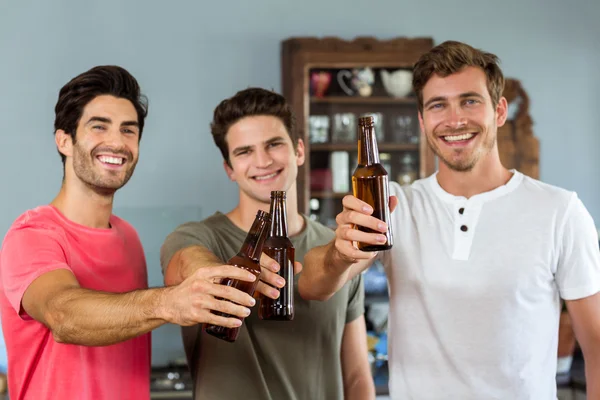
293, 261, 303, 275
259, 253, 280, 272
259, 267, 285, 289
389, 195, 399, 213
255, 281, 280, 300
339, 225, 388, 246
210, 298, 252, 319
338, 210, 388, 233
342, 195, 374, 215
207, 284, 257, 308
336, 239, 378, 261
205, 265, 257, 282
202, 314, 243, 329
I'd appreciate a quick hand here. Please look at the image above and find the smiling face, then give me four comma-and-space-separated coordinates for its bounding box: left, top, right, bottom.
224, 115, 305, 204
419, 66, 507, 172
57, 95, 140, 193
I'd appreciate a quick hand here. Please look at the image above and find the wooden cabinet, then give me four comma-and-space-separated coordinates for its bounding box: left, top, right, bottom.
281, 36, 436, 227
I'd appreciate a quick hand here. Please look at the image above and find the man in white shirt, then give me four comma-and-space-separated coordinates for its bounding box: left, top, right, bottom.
299, 40, 600, 399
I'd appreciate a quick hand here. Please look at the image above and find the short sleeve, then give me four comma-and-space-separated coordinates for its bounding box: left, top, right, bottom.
0, 226, 72, 319
159, 222, 217, 274
555, 193, 600, 300
345, 272, 365, 323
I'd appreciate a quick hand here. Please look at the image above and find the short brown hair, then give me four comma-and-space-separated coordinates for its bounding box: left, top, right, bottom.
412, 41, 505, 113
54, 65, 148, 165
210, 88, 298, 166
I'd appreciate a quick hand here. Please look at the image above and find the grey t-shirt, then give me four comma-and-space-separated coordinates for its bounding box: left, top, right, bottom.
160, 212, 365, 400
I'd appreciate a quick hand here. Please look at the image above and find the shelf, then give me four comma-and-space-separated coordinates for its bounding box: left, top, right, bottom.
310, 96, 416, 105
310, 143, 418, 152
311, 191, 349, 199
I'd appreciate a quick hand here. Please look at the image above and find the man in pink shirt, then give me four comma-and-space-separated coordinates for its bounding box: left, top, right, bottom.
0, 66, 259, 400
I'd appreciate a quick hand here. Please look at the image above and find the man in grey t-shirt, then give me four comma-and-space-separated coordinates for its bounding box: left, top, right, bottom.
160, 88, 374, 400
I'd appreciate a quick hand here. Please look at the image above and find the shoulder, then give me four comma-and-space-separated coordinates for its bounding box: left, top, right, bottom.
516, 174, 575, 205
3, 206, 67, 241
171, 213, 228, 236
110, 214, 140, 236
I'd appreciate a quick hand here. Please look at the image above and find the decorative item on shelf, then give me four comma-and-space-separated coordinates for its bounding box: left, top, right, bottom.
309, 168, 332, 191
381, 69, 413, 97
310, 71, 332, 98
337, 67, 375, 97
309, 198, 320, 221
391, 115, 418, 144
380, 153, 392, 176
360, 112, 384, 141
331, 113, 356, 143
330, 151, 350, 193
308, 115, 330, 143
397, 153, 418, 185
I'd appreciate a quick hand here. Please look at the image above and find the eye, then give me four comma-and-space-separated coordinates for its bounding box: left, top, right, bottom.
428, 103, 444, 110
235, 150, 250, 156
464, 99, 480, 106
92, 125, 107, 131
267, 142, 283, 148
121, 128, 138, 135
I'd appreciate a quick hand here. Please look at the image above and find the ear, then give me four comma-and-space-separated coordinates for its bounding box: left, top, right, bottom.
55, 129, 73, 159
295, 138, 306, 167
495, 97, 508, 127
223, 160, 235, 181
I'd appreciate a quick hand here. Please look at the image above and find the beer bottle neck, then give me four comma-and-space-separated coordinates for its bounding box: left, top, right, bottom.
357, 124, 380, 166
239, 212, 271, 262
269, 196, 288, 237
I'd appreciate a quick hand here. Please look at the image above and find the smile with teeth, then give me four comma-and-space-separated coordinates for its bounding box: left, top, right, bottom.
443, 133, 476, 142
97, 155, 125, 165
254, 170, 281, 181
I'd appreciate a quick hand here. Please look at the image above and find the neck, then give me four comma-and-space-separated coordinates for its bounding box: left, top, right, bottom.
436, 148, 512, 198
51, 173, 115, 229
227, 183, 305, 236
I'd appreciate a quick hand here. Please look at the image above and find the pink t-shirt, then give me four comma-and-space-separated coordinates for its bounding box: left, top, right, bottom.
0, 205, 151, 400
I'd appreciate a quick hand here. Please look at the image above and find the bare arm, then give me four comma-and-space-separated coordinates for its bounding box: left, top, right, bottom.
565, 292, 600, 398
23, 266, 258, 346
299, 195, 397, 301
341, 316, 375, 400
164, 244, 301, 300
300, 242, 373, 301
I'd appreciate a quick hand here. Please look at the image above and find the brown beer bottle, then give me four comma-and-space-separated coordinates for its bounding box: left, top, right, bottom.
352, 115, 394, 251
259, 191, 295, 321
204, 210, 271, 342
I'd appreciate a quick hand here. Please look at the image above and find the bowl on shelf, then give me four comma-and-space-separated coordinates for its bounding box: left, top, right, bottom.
380, 69, 413, 98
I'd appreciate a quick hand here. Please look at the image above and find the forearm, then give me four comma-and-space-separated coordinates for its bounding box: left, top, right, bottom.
165, 245, 223, 286
584, 354, 600, 398
299, 242, 369, 301
345, 374, 375, 400
47, 286, 169, 346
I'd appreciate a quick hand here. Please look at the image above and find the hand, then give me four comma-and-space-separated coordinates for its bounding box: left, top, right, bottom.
254, 253, 303, 300
161, 265, 257, 328
333, 195, 398, 264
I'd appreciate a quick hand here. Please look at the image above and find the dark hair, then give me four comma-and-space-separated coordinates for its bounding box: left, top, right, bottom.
54, 65, 148, 165
412, 41, 505, 113
210, 87, 297, 166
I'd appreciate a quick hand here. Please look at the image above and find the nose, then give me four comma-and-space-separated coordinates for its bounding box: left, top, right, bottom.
444, 105, 467, 130
254, 148, 274, 168
104, 126, 126, 146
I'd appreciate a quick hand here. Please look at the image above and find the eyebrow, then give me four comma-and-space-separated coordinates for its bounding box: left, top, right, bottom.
423, 91, 485, 108
85, 116, 139, 128
231, 136, 286, 155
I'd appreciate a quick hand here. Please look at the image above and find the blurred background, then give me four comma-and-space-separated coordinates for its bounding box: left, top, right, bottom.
1, 0, 598, 398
